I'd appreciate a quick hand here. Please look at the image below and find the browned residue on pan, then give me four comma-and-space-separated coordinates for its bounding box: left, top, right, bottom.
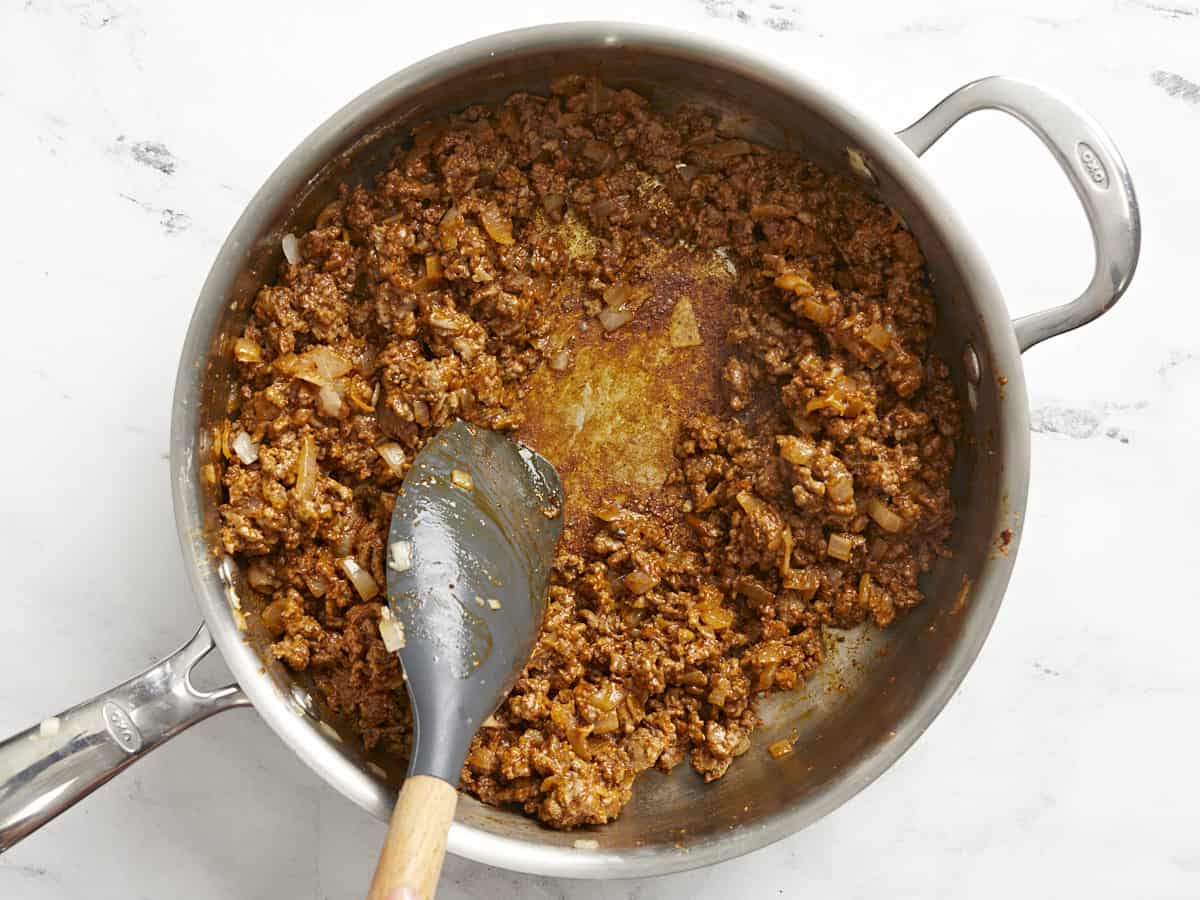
516, 246, 737, 551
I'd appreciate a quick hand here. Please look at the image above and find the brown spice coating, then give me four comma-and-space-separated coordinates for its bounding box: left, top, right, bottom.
215, 76, 960, 829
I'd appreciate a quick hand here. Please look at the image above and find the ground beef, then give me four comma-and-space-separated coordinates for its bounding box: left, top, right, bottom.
212, 75, 961, 829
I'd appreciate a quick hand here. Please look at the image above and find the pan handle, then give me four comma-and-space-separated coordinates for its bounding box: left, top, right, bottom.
0, 624, 249, 852
896, 76, 1140, 353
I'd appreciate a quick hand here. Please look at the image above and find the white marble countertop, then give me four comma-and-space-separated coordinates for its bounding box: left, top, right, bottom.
2, 0, 1198, 897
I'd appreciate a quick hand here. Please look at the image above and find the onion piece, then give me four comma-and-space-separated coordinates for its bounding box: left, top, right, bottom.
281, 233, 301, 264
277, 346, 353, 387
868, 497, 904, 533
802, 297, 836, 327
767, 736, 796, 759
439, 205, 464, 250
782, 567, 820, 599
777, 435, 815, 466
308, 346, 352, 381
592, 710, 620, 734
233, 337, 263, 363
231, 430, 259, 465
623, 570, 659, 595
294, 434, 318, 501
598, 307, 635, 332
864, 323, 892, 352
479, 203, 515, 245
827, 472, 854, 504
376, 442, 406, 476
573, 839, 600, 850
548, 349, 571, 371
317, 385, 344, 418
700, 606, 735, 629
451, 469, 474, 491
827, 532, 854, 562
339, 557, 380, 601
487, 598, 502, 610
774, 273, 815, 297
378, 605, 406, 652
389, 540, 413, 573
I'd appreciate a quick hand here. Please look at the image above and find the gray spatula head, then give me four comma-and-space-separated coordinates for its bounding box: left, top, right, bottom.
385, 421, 564, 784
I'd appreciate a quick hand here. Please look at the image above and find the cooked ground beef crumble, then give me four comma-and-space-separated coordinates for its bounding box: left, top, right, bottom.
213, 75, 960, 829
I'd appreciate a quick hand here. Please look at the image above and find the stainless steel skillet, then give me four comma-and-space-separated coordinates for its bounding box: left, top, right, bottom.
0, 22, 1138, 878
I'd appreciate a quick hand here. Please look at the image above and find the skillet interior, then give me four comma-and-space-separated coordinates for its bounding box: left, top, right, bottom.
179, 28, 1024, 873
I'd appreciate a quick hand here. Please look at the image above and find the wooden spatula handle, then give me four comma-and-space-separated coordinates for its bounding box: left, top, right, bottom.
367, 775, 459, 900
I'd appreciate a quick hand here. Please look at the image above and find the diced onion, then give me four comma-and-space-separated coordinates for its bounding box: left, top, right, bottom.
592, 710, 620, 734
480, 203, 515, 245
548, 349, 571, 371
868, 497, 904, 533
487, 597, 502, 610
827, 532, 854, 561
593, 502, 622, 522
231, 430, 259, 465
700, 607, 735, 629
439, 205, 464, 250
376, 443, 406, 476
317, 385, 344, 418
233, 337, 262, 363
282, 233, 301, 264
378, 605, 406, 652
573, 839, 599, 850
774, 273, 815, 297
827, 472, 854, 504
277, 346, 353, 387
598, 307, 635, 332
736, 576, 774, 607
623, 570, 659, 595
246, 559, 278, 591
767, 736, 796, 759
308, 346, 352, 381
425, 254, 443, 281
339, 557, 380, 601
451, 469, 474, 491
864, 323, 892, 351
777, 435, 815, 466
481, 714, 502, 728
802, 297, 836, 327
294, 434, 318, 501
782, 567, 820, 599
389, 540, 413, 573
